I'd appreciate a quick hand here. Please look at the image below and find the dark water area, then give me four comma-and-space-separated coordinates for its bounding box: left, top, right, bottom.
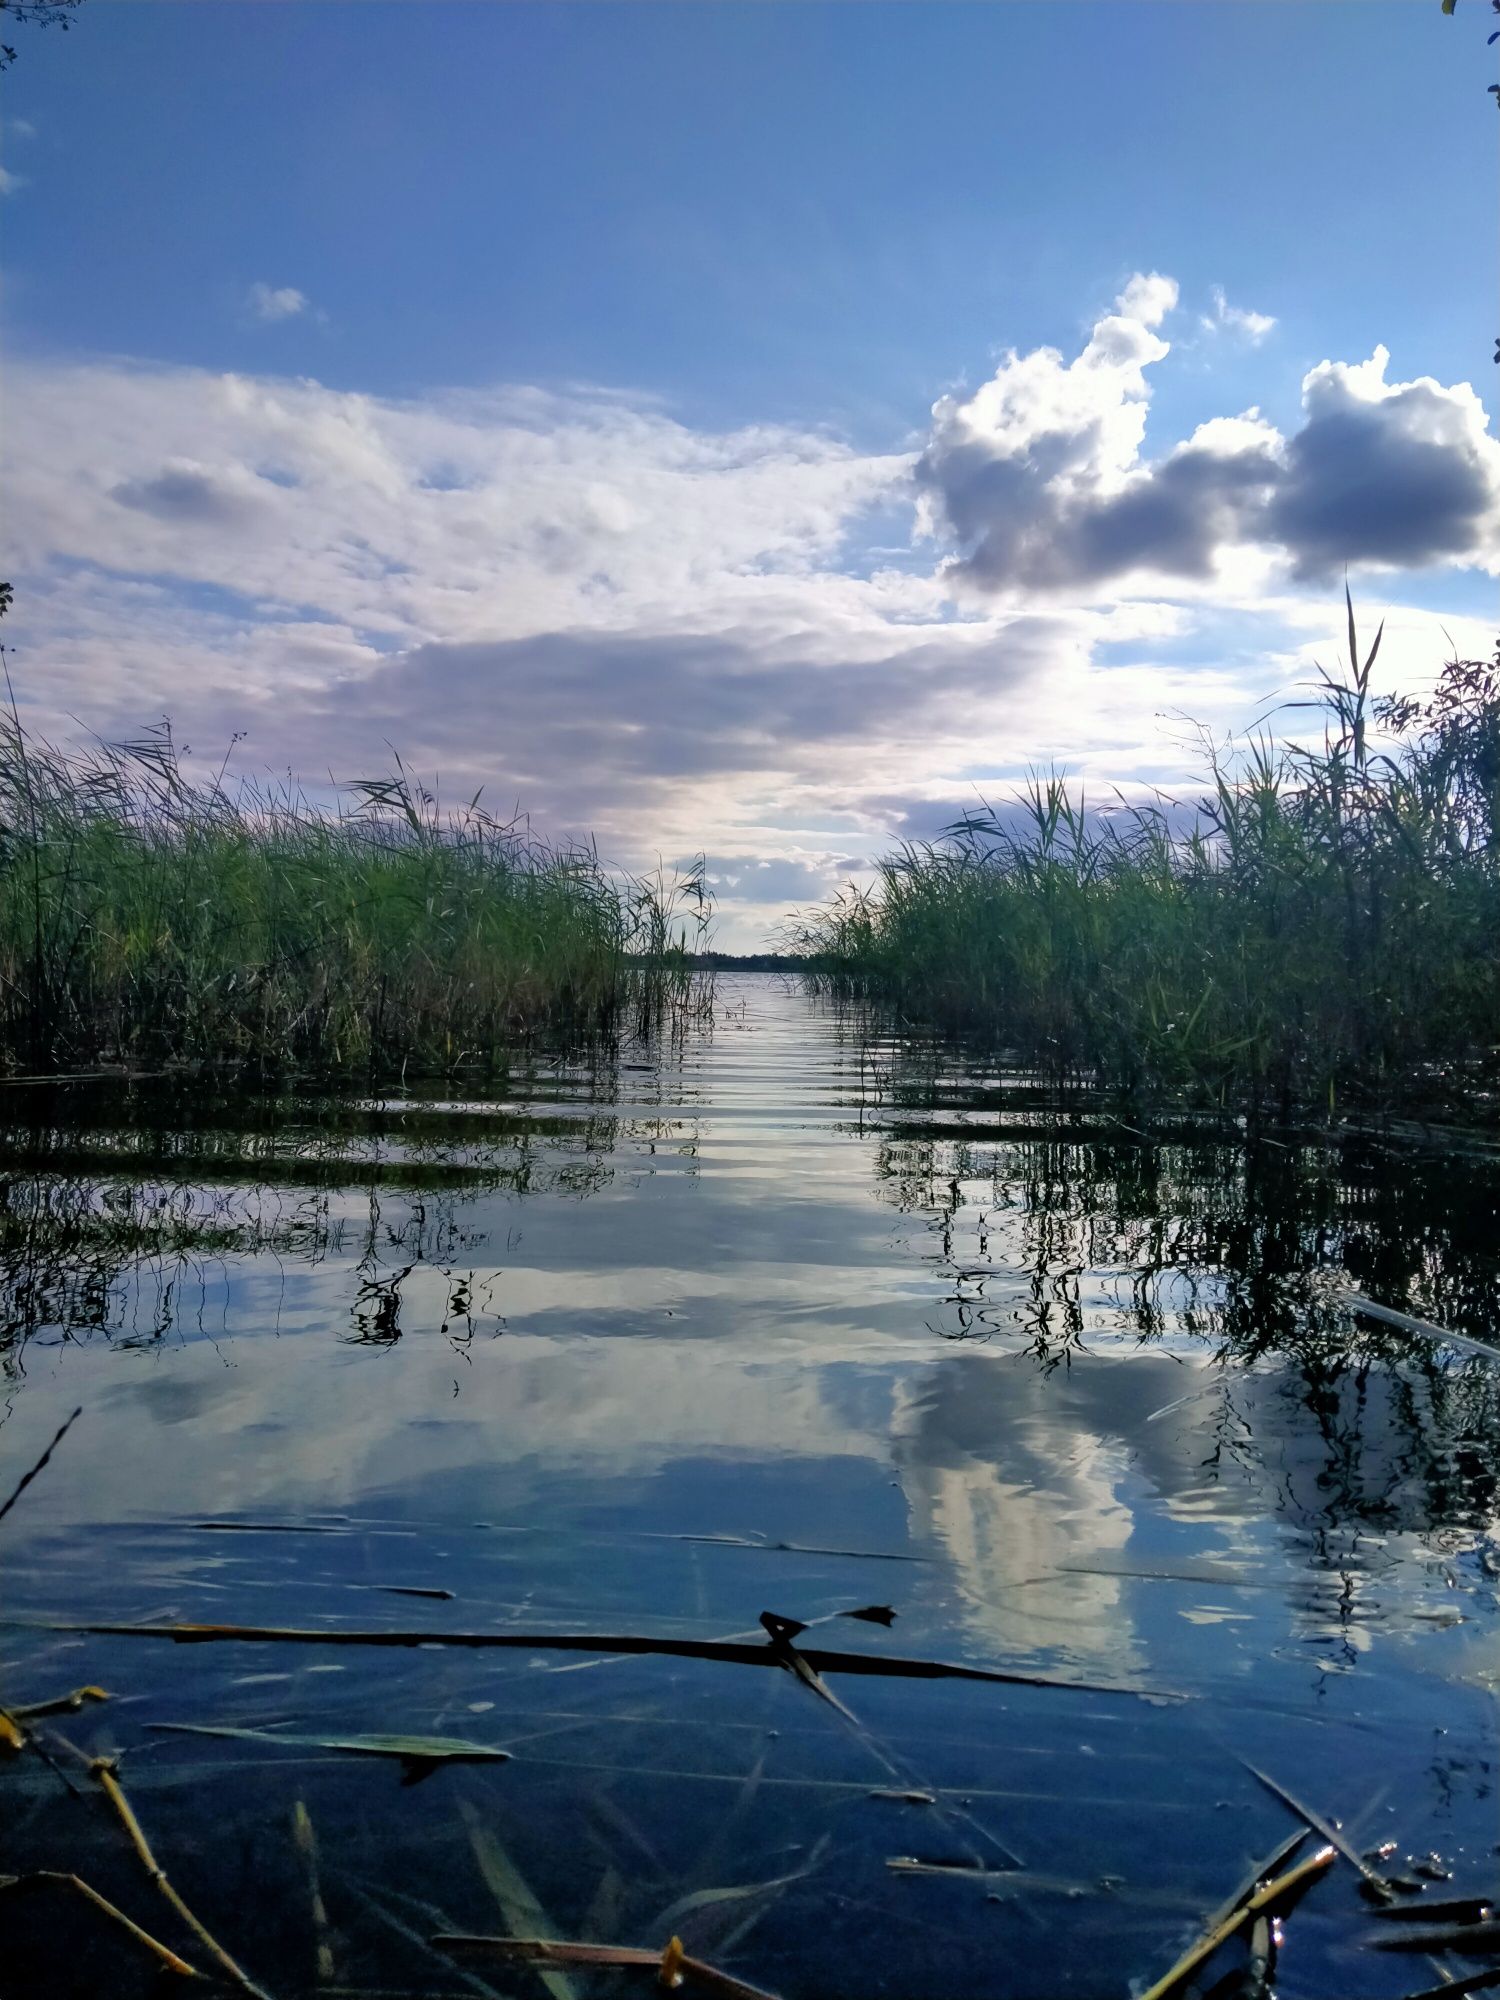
3, 974, 1500, 1999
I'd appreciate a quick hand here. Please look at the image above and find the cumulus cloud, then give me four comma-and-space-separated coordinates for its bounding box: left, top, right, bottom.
1268, 346, 1500, 577
918, 283, 1500, 594
1202, 285, 1276, 343
246, 281, 314, 322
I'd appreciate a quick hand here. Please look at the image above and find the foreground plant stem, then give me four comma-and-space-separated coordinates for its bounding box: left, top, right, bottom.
435, 1933, 782, 2000
91, 1757, 274, 1999
0, 1868, 200, 1978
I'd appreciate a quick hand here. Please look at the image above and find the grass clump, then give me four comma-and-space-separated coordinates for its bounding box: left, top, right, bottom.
0, 713, 710, 1077
790, 606, 1500, 1121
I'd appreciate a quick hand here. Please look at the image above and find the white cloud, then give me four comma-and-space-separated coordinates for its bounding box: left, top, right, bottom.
246, 281, 315, 323
1270, 343, 1500, 577
0, 164, 26, 197
917, 282, 1500, 594
4, 274, 1496, 949
1202, 284, 1277, 343
1115, 270, 1179, 329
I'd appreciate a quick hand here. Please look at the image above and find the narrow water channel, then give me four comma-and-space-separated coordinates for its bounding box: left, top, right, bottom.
4, 974, 1500, 1998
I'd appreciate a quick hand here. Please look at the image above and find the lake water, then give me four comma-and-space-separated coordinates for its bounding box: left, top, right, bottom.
4, 973, 1500, 1999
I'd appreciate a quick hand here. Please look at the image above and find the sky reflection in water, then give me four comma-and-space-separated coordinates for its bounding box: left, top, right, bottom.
2, 976, 1499, 1998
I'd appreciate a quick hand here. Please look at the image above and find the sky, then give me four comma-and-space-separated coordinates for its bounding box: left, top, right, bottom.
2, 1, 1497, 948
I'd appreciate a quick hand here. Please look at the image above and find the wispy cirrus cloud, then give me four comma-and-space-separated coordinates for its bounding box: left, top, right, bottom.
1201, 284, 1276, 343
1, 114, 36, 196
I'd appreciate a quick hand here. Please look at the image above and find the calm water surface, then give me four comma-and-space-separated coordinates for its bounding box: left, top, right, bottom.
4, 975, 1500, 1998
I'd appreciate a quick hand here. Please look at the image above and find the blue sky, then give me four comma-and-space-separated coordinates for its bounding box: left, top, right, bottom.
4, 2, 1497, 945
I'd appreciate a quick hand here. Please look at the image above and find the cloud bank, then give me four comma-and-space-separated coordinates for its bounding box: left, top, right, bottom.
6, 271, 1497, 943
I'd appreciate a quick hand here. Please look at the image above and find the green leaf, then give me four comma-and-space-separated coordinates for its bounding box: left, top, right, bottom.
149, 1721, 511, 1770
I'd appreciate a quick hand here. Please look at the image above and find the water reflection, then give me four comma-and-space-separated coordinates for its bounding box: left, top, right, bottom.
3, 979, 1500, 2000
867, 1092, 1500, 1536
0, 1051, 705, 1365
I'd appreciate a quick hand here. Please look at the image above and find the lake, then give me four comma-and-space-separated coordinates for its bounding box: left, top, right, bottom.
3, 972, 1500, 1999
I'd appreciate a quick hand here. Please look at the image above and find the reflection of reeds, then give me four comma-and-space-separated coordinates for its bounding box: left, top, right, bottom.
0, 711, 711, 1077
791, 613, 1500, 1120
0, 1098, 628, 1367
877, 1115, 1500, 1536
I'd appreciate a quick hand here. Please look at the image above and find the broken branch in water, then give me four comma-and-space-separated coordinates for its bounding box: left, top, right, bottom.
91, 1757, 274, 1999
1136, 1843, 1336, 2000
0, 1868, 200, 1978
434, 1934, 782, 2000
69, 1618, 1183, 1700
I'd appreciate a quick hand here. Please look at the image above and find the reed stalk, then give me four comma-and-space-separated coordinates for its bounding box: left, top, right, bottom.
790, 617, 1500, 1121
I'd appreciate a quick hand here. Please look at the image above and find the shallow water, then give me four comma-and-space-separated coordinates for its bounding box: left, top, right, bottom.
3, 974, 1500, 1998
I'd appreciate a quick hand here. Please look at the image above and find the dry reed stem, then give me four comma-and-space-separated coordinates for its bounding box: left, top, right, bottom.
434, 1935, 782, 2000
91, 1757, 273, 1998
0, 1868, 200, 1977
9, 1684, 109, 1721
76, 1618, 1181, 1698
1137, 1845, 1336, 2000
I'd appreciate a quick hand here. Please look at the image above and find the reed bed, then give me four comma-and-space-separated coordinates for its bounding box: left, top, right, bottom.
0, 714, 710, 1077
791, 609, 1500, 1120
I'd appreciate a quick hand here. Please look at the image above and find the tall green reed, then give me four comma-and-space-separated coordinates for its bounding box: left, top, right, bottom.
0, 710, 711, 1076
791, 605, 1500, 1119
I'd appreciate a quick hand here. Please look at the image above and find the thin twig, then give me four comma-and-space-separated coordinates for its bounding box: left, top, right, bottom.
1339, 1288, 1500, 1365
0, 1406, 81, 1528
